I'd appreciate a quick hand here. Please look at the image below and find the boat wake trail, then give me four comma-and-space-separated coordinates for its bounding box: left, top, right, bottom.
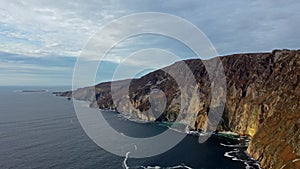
122, 144, 192, 169
122, 151, 130, 169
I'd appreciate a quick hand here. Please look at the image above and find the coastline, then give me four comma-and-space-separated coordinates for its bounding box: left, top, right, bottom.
63, 95, 261, 169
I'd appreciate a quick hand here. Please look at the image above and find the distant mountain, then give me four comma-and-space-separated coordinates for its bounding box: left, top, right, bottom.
56, 49, 300, 169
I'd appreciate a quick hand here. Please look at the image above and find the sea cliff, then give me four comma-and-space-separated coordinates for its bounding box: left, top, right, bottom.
56, 49, 300, 169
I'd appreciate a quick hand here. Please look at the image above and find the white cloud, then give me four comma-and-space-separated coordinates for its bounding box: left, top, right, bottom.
0, 0, 129, 58
1, 0, 300, 86
1, 0, 300, 59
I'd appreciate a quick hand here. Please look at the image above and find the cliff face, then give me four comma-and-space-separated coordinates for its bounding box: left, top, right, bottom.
220, 50, 300, 169
58, 49, 300, 169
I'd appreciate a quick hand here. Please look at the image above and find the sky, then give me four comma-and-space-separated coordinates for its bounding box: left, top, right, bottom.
0, 0, 300, 86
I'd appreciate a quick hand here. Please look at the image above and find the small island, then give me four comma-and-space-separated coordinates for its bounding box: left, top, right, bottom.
21, 90, 48, 93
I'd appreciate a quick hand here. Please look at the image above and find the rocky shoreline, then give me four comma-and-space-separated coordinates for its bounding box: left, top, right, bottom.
55, 49, 300, 169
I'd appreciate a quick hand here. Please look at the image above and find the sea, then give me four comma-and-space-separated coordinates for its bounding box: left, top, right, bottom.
0, 86, 261, 169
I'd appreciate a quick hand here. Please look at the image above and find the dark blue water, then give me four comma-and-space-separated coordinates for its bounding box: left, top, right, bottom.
0, 87, 260, 169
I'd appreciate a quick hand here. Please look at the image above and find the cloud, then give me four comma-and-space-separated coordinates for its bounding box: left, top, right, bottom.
1, 0, 300, 85
0, 52, 75, 86
0, 0, 129, 58
1, 0, 300, 58
0, 62, 73, 86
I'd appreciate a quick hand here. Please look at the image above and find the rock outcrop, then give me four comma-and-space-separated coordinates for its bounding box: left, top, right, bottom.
56, 49, 300, 169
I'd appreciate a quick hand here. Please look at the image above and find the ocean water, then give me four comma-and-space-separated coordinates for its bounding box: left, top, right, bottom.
0, 87, 260, 169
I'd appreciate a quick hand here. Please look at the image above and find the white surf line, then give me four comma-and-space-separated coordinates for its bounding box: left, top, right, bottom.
224, 148, 261, 169
141, 164, 193, 169
172, 164, 193, 169
224, 149, 239, 158
167, 127, 186, 134
220, 143, 246, 148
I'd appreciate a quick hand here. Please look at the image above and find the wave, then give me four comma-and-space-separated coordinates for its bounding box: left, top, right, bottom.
110, 108, 259, 169
140, 164, 193, 169
223, 148, 261, 169
224, 148, 239, 158
220, 143, 247, 148
166, 126, 186, 134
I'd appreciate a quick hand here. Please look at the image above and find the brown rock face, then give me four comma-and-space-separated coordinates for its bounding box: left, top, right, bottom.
57, 49, 300, 169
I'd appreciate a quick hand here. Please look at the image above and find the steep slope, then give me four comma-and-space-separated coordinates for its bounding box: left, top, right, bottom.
56, 49, 300, 169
